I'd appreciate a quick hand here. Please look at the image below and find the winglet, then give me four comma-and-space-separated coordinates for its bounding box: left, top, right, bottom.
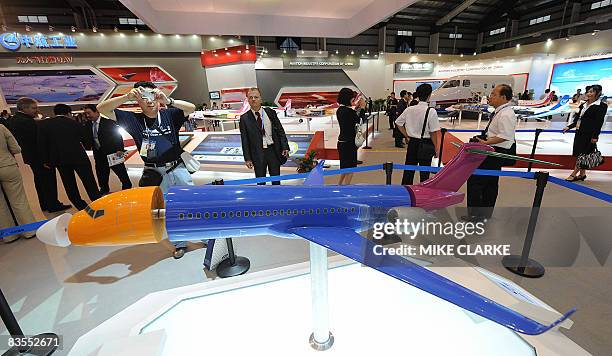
533, 307, 576, 335
303, 160, 325, 185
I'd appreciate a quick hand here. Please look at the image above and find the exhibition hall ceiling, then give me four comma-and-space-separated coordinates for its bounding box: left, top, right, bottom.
120, 0, 417, 37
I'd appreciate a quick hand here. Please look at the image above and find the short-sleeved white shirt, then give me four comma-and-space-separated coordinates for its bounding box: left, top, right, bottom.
395, 102, 440, 139
486, 102, 516, 149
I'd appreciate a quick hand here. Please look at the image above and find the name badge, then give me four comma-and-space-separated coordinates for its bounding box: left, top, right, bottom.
140, 138, 157, 159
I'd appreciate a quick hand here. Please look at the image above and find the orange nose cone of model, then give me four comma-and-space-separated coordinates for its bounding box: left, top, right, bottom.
67, 187, 166, 246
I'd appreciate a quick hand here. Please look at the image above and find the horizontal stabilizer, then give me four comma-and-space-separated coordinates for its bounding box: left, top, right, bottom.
290, 226, 576, 335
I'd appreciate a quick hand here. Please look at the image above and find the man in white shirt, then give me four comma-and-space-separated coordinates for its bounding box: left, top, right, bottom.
395, 84, 441, 185
465, 84, 517, 221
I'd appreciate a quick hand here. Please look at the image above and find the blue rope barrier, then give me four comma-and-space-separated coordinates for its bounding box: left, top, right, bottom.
0, 220, 48, 239
548, 176, 612, 203
446, 129, 612, 134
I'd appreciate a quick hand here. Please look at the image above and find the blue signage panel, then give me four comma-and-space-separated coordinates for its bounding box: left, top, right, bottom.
550, 57, 612, 97
1, 32, 78, 51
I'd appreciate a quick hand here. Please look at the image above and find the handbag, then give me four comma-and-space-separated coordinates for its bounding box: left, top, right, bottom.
354, 117, 366, 147
577, 147, 604, 169
416, 107, 436, 162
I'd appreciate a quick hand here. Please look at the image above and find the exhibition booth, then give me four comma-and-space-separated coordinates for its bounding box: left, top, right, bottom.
0, 26, 611, 356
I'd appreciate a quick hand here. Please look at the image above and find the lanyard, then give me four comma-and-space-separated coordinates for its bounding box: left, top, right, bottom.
143, 111, 162, 138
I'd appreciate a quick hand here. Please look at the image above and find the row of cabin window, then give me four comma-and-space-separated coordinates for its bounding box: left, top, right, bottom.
178, 207, 357, 220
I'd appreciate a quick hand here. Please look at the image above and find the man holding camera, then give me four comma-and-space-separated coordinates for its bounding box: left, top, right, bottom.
97, 81, 199, 259
464, 84, 517, 222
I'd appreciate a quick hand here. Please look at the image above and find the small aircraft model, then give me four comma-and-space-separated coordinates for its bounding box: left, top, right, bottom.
516, 95, 572, 120
36, 143, 572, 336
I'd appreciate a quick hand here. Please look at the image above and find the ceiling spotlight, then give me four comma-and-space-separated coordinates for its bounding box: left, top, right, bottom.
318, 50, 322, 54
114, 26, 118, 32
214, 54, 218, 57
158, 34, 163, 38
516, 43, 520, 48
546, 38, 552, 42
175, 34, 180, 38
139, 33, 144, 37
134, 27, 139, 33
120, 33, 125, 37
226, 52, 230, 55
192, 34, 197, 38
301, 50, 304, 54
246, 50, 250, 53
379, 51, 383, 55
246, 44, 249, 49
460, 53, 464, 57
283, 49, 287, 54
92, 27, 97, 33
70, 26, 76, 32
351, 50, 354, 55
237, 50, 242, 53
473, 52, 476, 56
438, 53, 442, 57
224, 47, 228, 50
591, 30, 599, 36
100, 33, 105, 37
210, 36, 216, 41
335, 50, 339, 54
229, 39, 234, 43
366, 50, 369, 55
565, 37, 570, 41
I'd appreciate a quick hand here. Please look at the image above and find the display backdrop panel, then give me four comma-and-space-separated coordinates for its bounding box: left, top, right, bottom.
191, 133, 314, 166
97, 66, 176, 83
550, 57, 612, 97
0, 68, 112, 104
108, 83, 177, 99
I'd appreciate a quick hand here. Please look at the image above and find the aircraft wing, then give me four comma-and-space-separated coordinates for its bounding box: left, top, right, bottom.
289, 226, 575, 335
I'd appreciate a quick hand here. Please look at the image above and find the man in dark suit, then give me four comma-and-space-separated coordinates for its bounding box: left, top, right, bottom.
7, 97, 69, 212
239, 88, 289, 185
82, 104, 132, 194
39, 104, 101, 210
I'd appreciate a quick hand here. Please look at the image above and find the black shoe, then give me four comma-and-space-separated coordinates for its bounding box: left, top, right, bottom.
460, 215, 487, 223
47, 204, 71, 213
356, 160, 363, 165
173, 247, 187, 259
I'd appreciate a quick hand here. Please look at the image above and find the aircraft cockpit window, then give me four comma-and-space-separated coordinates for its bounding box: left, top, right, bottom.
84, 205, 105, 219
442, 80, 459, 88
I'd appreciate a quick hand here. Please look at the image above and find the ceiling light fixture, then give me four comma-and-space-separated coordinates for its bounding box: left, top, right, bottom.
438, 53, 442, 57
516, 43, 520, 48
71, 26, 76, 32
350, 50, 354, 55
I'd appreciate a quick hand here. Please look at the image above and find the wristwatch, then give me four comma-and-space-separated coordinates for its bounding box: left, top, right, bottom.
166, 97, 175, 106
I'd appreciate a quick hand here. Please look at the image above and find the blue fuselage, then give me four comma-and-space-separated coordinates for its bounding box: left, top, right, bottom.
165, 185, 412, 242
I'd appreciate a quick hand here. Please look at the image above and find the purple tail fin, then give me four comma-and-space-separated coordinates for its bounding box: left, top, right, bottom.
418, 142, 492, 192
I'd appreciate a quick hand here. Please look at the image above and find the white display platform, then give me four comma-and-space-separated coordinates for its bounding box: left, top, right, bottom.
69, 256, 589, 356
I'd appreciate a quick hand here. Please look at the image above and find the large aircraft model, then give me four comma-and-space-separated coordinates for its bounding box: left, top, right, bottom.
197, 98, 251, 119
36, 143, 574, 336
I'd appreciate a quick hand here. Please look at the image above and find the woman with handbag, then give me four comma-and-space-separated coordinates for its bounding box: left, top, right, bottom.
563, 85, 606, 182
336, 88, 364, 185
395, 84, 441, 185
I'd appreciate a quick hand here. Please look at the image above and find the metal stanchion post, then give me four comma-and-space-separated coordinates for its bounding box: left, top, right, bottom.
1, 288, 59, 355
210, 179, 251, 278
502, 171, 548, 278
308, 242, 334, 351
438, 128, 447, 167
383, 162, 393, 185
363, 116, 372, 150
527, 128, 543, 172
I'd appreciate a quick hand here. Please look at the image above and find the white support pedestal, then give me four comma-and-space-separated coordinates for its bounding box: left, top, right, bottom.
309, 242, 334, 351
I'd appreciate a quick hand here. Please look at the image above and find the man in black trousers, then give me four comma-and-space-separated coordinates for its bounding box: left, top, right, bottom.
82, 104, 132, 194
386, 92, 398, 131
239, 87, 289, 185
39, 104, 101, 210
7, 97, 69, 212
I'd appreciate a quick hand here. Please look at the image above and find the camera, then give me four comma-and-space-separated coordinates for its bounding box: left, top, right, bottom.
469, 134, 487, 143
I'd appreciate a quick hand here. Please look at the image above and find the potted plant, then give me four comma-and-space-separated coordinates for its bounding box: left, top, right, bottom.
293, 150, 318, 173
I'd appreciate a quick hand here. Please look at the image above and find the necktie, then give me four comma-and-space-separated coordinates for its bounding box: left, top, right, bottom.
93, 122, 100, 149
255, 112, 265, 136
